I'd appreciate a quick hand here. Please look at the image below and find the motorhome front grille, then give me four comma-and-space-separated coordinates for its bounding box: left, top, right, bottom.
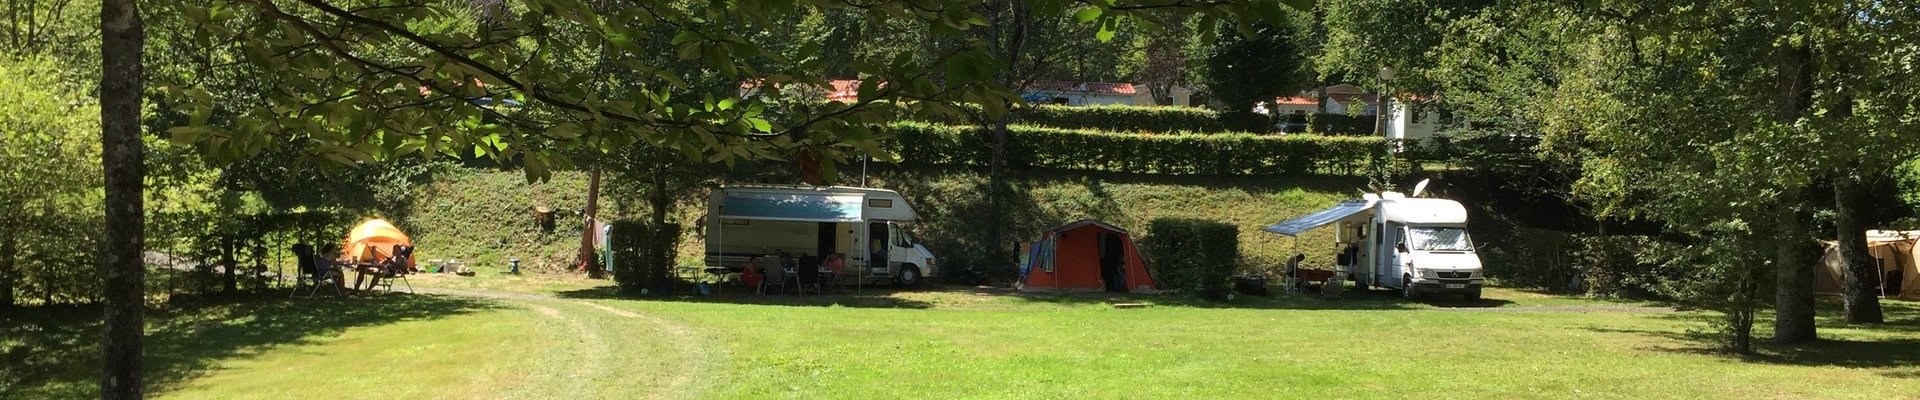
1438, 271, 1471, 279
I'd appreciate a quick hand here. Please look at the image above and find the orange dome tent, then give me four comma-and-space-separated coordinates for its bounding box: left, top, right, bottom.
342, 219, 415, 268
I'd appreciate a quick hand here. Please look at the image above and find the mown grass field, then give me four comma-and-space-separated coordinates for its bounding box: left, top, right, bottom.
7, 274, 1920, 399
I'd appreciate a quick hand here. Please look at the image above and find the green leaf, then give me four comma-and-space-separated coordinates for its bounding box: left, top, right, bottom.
1073, 7, 1102, 23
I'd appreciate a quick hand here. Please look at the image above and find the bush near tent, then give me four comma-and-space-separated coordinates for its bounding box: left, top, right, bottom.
1143, 218, 1239, 300
885, 122, 1388, 176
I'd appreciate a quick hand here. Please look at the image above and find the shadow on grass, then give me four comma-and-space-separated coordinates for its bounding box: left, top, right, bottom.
553, 285, 939, 309
0, 292, 500, 398
1584, 305, 1920, 371
554, 284, 1514, 311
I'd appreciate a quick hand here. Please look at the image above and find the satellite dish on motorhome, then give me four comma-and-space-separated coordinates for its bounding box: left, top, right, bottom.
1412, 179, 1431, 198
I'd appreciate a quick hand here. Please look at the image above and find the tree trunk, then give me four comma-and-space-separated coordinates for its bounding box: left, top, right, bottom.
580, 168, 604, 278
221, 236, 237, 293
1771, 189, 1819, 344
1, 227, 16, 308
1835, 174, 1884, 323
1769, 39, 1818, 345
986, 116, 1010, 267
100, 0, 146, 397
981, 0, 1027, 271
647, 160, 671, 288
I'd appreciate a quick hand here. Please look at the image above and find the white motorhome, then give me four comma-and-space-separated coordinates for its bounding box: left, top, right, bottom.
704, 184, 938, 286
1265, 190, 1485, 300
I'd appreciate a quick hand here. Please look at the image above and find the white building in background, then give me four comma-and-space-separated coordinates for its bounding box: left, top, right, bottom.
1261, 84, 1447, 142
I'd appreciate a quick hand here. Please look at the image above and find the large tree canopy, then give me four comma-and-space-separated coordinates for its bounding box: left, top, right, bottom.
161, 0, 1307, 182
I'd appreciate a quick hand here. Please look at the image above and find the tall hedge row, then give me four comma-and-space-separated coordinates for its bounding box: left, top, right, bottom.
885, 122, 1388, 176
1297, 113, 1377, 135
945, 104, 1380, 135
1015, 104, 1227, 133
1143, 218, 1240, 300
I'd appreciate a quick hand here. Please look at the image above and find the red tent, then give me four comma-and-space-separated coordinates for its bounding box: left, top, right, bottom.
1018, 220, 1156, 293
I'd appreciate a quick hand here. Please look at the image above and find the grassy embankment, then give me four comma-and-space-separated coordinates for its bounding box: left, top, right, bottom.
398, 165, 1362, 281
9, 278, 1920, 399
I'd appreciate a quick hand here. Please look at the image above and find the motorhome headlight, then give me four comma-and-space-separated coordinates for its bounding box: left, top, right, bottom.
1417, 268, 1439, 279
925, 258, 935, 266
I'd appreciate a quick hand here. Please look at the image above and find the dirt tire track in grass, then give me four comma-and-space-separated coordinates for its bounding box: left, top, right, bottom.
521, 302, 606, 397
415, 287, 720, 400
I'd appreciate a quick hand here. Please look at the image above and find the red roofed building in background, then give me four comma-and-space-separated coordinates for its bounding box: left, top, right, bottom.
1264, 83, 1444, 140
744, 78, 1177, 106
1019, 80, 1160, 106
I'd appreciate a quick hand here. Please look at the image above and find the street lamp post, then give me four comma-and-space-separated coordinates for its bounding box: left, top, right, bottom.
1373, 66, 1395, 140
1372, 66, 1396, 189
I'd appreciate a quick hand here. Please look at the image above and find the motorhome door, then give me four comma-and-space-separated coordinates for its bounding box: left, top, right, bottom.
1382, 222, 1407, 287
868, 222, 891, 276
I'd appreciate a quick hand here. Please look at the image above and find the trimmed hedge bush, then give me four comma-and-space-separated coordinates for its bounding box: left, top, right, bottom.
1307, 113, 1377, 136
610, 220, 681, 294
1143, 218, 1239, 300
885, 122, 1388, 176
939, 104, 1230, 133
1016, 104, 1227, 133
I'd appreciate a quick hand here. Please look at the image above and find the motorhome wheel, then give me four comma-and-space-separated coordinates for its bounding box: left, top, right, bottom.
898, 265, 922, 288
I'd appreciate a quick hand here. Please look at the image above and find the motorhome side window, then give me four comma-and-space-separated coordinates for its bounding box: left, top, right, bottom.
868, 198, 893, 208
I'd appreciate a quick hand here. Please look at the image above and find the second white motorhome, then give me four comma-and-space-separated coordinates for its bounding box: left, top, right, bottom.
703, 184, 938, 286
1265, 190, 1485, 300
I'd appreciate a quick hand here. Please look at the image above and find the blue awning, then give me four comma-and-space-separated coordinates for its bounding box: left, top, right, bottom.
1264, 200, 1375, 236
718, 191, 864, 222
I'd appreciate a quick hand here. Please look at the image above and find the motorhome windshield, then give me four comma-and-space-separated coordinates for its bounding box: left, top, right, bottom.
1407, 227, 1473, 251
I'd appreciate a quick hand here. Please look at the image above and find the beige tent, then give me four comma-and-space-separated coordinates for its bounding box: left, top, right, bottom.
1818, 230, 1920, 300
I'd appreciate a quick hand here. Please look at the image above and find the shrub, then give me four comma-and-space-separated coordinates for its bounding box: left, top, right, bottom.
610, 220, 680, 294
1307, 113, 1377, 136
884, 122, 1388, 176
1143, 218, 1239, 300
937, 104, 1231, 133
1013, 104, 1228, 133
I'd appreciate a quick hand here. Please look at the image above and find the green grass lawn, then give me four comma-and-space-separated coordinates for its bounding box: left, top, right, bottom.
7, 278, 1920, 399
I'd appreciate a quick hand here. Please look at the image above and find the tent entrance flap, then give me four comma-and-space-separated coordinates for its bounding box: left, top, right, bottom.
1264, 200, 1375, 236
719, 192, 865, 222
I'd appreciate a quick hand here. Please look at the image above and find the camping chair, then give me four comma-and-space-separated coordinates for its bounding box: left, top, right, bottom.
291, 248, 344, 299
795, 261, 823, 295
758, 257, 788, 295
374, 245, 415, 294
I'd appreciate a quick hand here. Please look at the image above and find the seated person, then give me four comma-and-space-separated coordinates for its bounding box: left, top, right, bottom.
741, 262, 764, 293
759, 256, 788, 292
824, 253, 846, 275
387, 244, 414, 273
315, 244, 346, 291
